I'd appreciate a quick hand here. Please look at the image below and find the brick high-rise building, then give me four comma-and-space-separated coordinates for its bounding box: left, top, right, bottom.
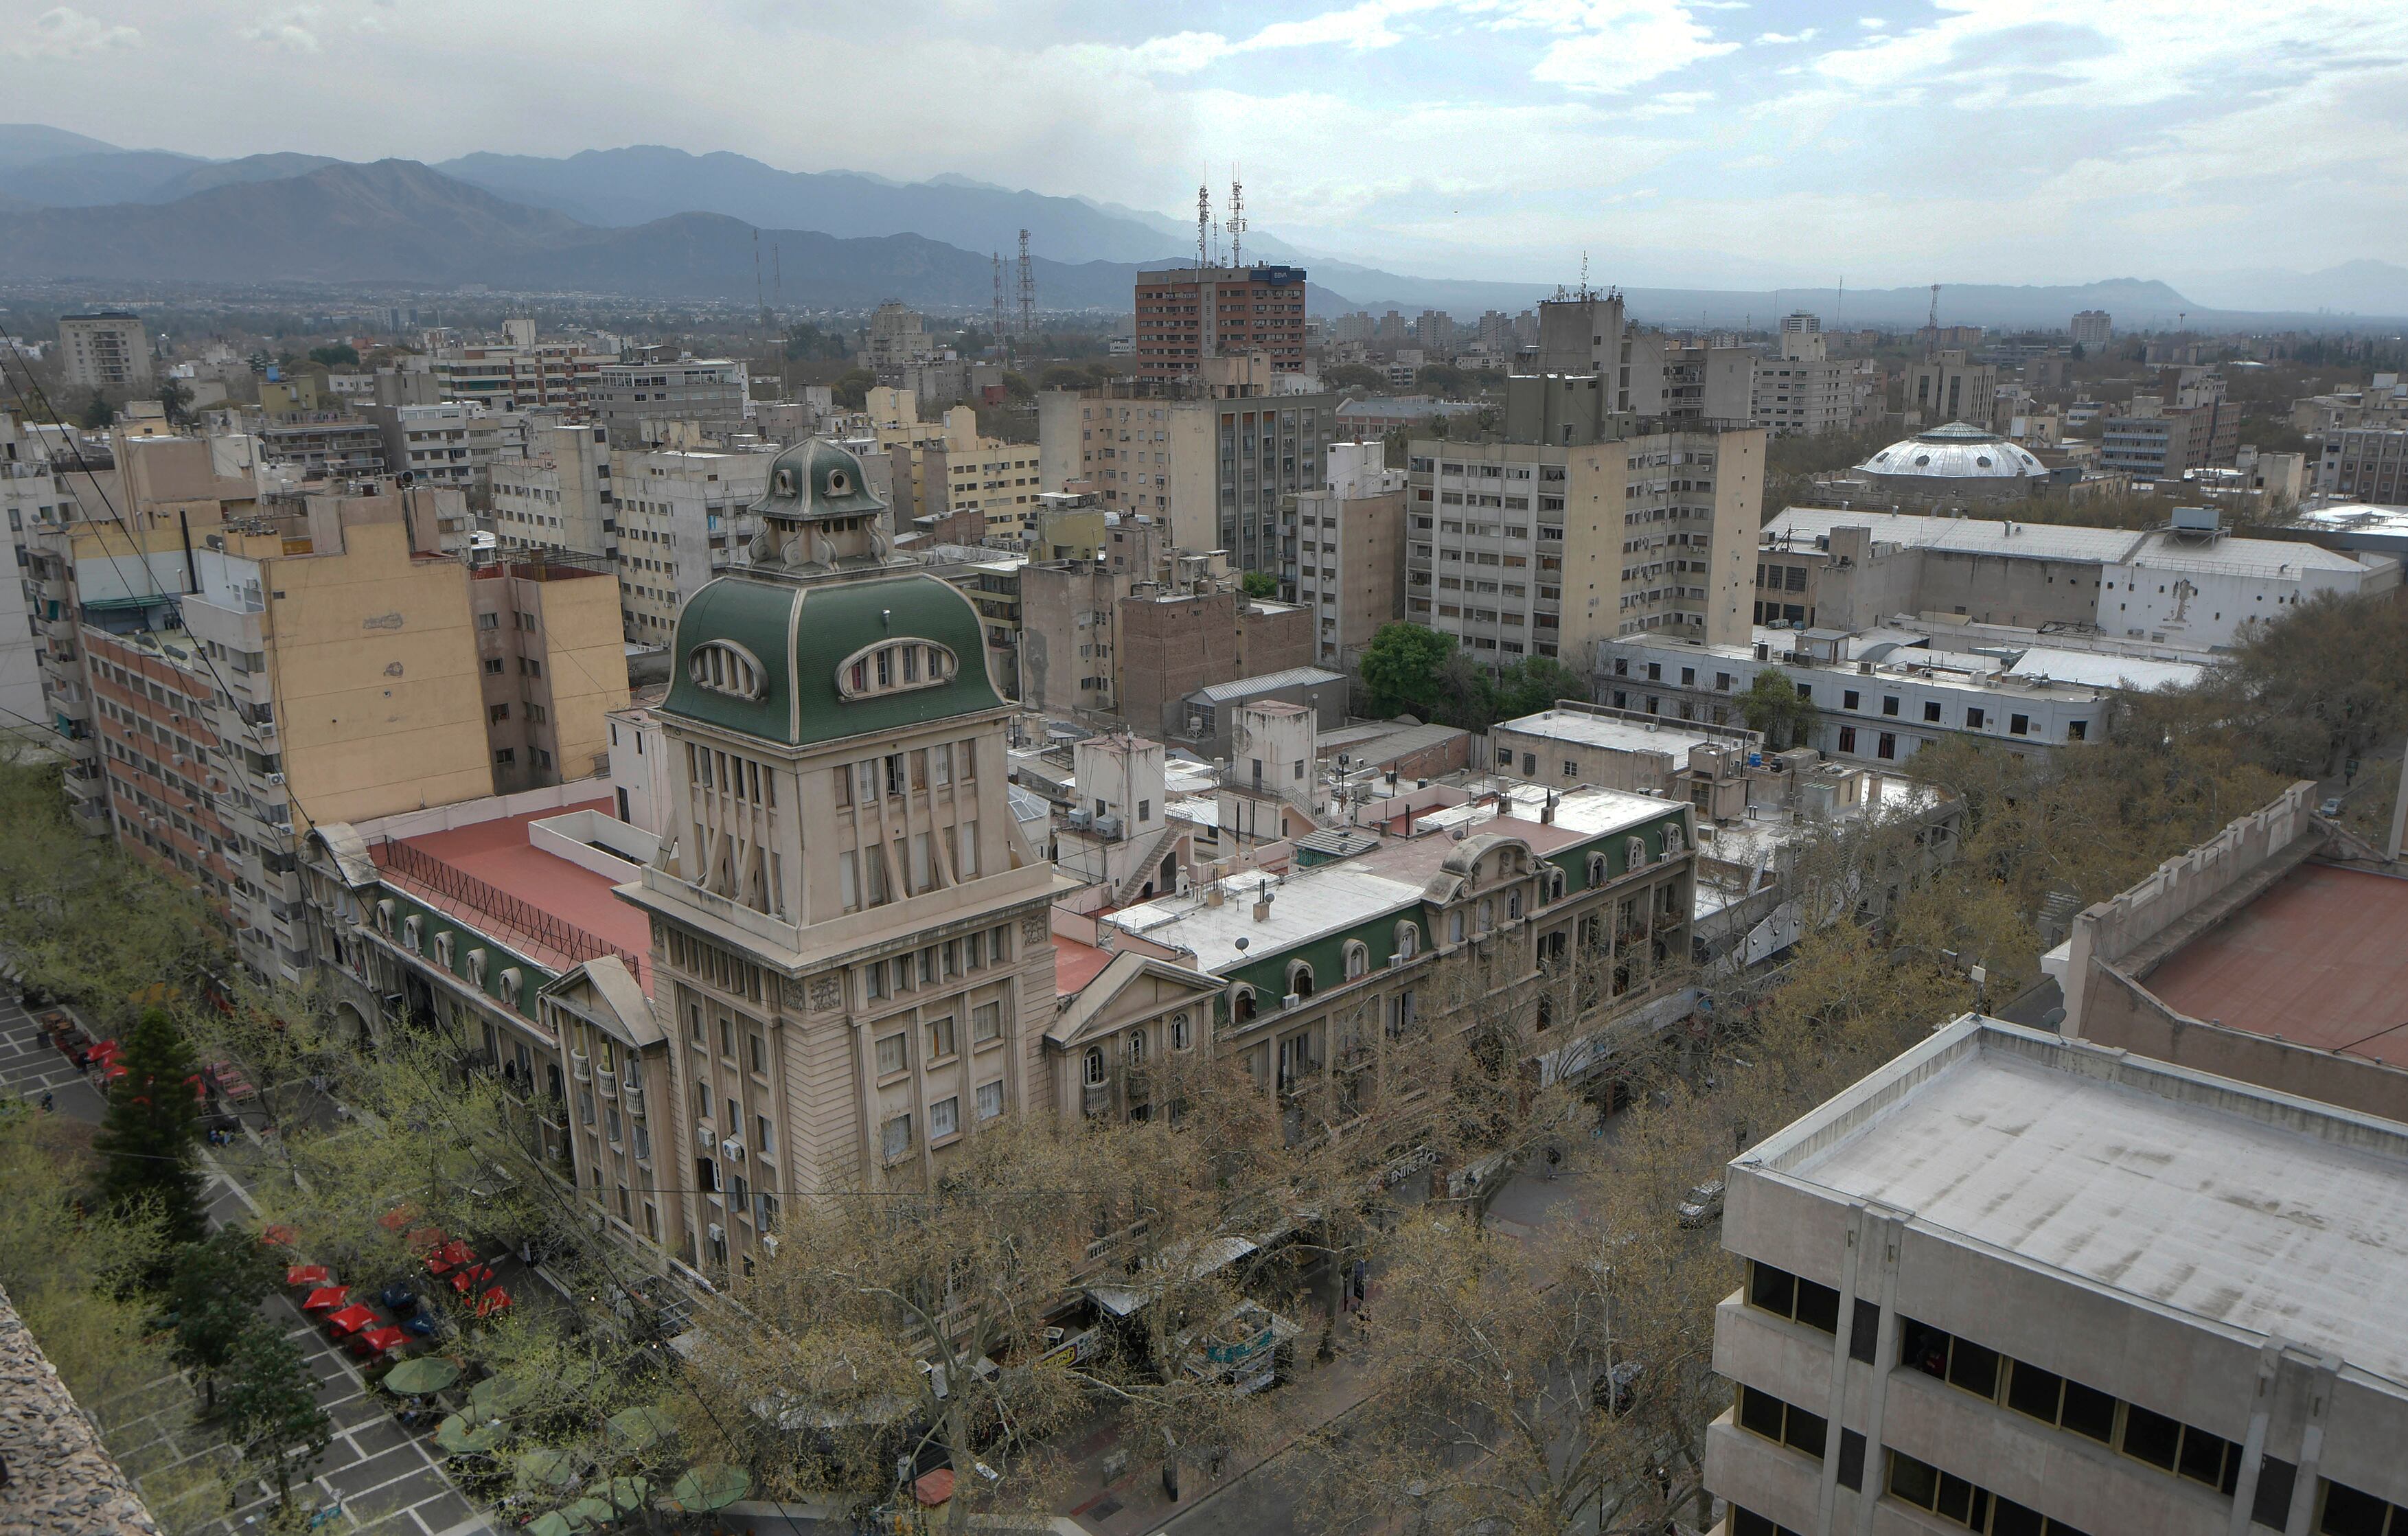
1133, 264, 1309, 380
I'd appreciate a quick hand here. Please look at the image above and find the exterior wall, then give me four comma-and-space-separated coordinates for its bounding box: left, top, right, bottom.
1235, 601, 1313, 680
1294, 480, 1405, 669
1134, 265, 1310, 379
1118, 588, 1243, 740
1017, 560, 1125, 717
490, 422, 612, 558
590, 360, 746, 448
468, 562, 629, 792
610, 448, 773, 643
2315, 427, 2408, 504
59, 314, 153, 390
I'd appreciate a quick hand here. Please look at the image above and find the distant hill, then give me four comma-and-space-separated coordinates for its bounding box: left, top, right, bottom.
0, 148, 207, 207
0, 122, 119, 168
435, 146, 1196, 266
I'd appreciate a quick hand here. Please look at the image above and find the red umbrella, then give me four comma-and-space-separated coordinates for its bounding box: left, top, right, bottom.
286, 1264, 330, 1287
437, 1240, 477, 1269
302, 1285, 351, 1312
378, 1206, 418, 1231
405, 1227, 447, 1253
326, 1304, 379, 1336
352, 1325, 406, 1359
260, 1224, 299, 1248
475, 1287, 512, 1318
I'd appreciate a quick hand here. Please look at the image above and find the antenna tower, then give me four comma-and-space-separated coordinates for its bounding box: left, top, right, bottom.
1228, 168, 1246, 268
1197, 183, 1211, 271
1017, 229, 1035, 336
1926, 283, 1941, 358
753, 229, 768, 336
992, 251, 1006, 341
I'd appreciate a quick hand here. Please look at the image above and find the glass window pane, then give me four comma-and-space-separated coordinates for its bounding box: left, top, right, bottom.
1749, 1262, 1796, 1317
2123, 1404, 2181, 1471
1947, 1338, 2002, 1400
2178, 1426, 2228, 1487
1737, 1385, 1785, 1441
1782, 1403, 1828, 1459
1794, 1279, 1841, 1335
2061, 1380, 2117, 1443
1889, 1452, 1939, 1510
2006, 1362, 2065, 1424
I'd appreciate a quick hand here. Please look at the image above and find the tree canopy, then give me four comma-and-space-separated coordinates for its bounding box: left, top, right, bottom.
1357, 622, 1454, 719
1737, 668, 1812, 750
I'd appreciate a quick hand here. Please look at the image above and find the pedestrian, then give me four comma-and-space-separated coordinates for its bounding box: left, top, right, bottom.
1544, 1144, 1561, 1181
38, 1090, 53, 1113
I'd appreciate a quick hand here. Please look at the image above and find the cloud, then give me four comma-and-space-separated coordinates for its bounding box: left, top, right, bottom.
1488, 1, 1740, 93
243, 5, 323, 52
1065, 0, 1441, 76
1627, 89, 1715, 117
10, 5, 139, 59
1755, 29, 1816, 43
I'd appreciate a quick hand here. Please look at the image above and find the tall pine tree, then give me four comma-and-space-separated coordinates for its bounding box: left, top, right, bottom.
91, 1007, 207, 1241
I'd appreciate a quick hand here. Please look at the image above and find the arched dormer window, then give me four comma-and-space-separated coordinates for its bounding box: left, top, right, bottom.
1587, 852, 1607, 886
433, 930, 455, 968
689, 639, 767, 701
836, 640, 959, 702
1626, 835, 1649, 870
401, 913, 423, 952
1546, 867, 1567, 903
1127, 1029, 1147, 1065
1664, 822, 1686, 855
374, 898, 396, 935
1083, 1046, 1106, 1086
1231, 985, 1258, 1025
1395, 921, 1420, 961
1343, 941, 1369, 980
498, 968, 523, 1008
1287, 961, 1314, 1000
466, 949, 488, 987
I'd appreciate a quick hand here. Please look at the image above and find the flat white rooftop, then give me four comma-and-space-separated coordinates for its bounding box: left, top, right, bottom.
1754, 1018, 2408, 1386
1498, 707, 1725, 757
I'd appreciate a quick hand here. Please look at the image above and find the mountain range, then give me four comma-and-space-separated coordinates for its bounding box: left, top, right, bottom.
3, 126, 2404, 325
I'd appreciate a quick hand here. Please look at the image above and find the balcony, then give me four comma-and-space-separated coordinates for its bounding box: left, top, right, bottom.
571, 1050, 592, 1083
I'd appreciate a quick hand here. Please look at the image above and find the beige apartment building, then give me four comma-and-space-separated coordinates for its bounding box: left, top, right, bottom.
611, 445, 777, 643
488, 421, 614, 557
1292, 440, 1406, 668
58, 312, 152, 391
1406, 375, 1763, 666
867, 388, 1045, 545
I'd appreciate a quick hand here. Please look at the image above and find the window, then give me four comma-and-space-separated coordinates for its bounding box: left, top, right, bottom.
1881, 695, 1900, 716
1082, 1046, 1106, 1086
2067, 719, 2088, 741
748, 1032, 766, 1075
930, 1096, 959, 1142
1735, 1385, 1828, 1463
976, 1080, 1005, 1121
1343, 941, 1369, 980
1837, 726, 1857, 754
928, 1015, 956, 1060
1127, 1029, 1147, 1064
1170, 1011, 1192, 1051
688, 640, 767, 700
1843, 689, 1860, 710
972, 1000, 1002, 1044
881, 1114, 912, 1161
1925, 700, 1942, 722
1746, 1261, 1842, 1335
875, 1032, 907, 1077
1878, 731, 1897, 761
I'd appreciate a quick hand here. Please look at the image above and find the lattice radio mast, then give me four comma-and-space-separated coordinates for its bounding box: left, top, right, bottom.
1196, 181, 1211, 271
1228, 168, 1246, 268
992, 251, 1006, 340
1017, 229, 1035, 336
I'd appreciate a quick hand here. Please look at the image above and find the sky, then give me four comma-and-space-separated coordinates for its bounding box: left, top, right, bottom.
10, 0, 2408, 295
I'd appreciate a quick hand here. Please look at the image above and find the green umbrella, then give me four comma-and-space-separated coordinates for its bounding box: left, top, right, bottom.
606, 1406, 676, 1450
518, 1447, 580, 1489
667, 1463, 750, 1512
433, 1413, 505, 1456
471, 1373, 541, 1416
560, 1496, 617, 1531
381, 1357, 461, 1395
524, 1515, 574, 1536
601, 1475, 651, 1513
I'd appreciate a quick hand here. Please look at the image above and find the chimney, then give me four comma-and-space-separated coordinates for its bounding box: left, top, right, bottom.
1541, 791, 1557, 825
1252, 889, 1274, 922
1206, 882, 1224, 908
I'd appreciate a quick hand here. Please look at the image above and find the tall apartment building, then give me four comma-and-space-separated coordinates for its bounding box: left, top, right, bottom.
427, 321, 618, 410
1404, 374, 1763, 665
360, 400, 527, 497
862, 301, 937, 374
589, 359, 748, 448
488, 422, 613, 557
1752, 316, 1854, 437
610, 446, 777, 643
1, 409, 73, 731
623, 437, 1061, 1270
1707, 1014, 2408, 1536
58, 313, 152, 391
2315, 426, 2407, 505
864, 389, 1045, 545
1133, 264, 1309, 380
1292, 441, 1406, 668
2069, 309, 2113, 349
1903, 349, 1999, 429
1036, 363, 1338, 577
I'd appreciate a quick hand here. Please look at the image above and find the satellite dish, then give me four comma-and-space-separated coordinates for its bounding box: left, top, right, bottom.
1233, 937, 1249, 951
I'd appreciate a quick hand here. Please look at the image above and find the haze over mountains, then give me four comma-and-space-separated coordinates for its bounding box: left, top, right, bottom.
3, 126, 2404, 326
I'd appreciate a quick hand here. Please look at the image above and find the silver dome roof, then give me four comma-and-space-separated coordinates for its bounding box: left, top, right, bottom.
1859, 422, 2046, 479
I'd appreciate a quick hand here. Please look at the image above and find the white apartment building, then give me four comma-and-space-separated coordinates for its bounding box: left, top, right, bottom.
0, 411, 71, 731
610, 446, 776, 643
58, 313, 152, 391
428, 326, 618, 411
1293, 441, 1406, 669
1709, 1015, 2408, 1536
590, 360, 748, 449
488, 422, 613, 558
363, 401, 527, 494
2070, 309, 2113, 349
1752, 317, 1855, 437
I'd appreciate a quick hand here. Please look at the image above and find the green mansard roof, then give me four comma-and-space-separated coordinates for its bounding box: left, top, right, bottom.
662, 571, 1005, 749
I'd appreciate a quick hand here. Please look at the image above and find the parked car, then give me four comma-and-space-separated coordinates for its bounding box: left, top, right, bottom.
2320, 796, 2345, 817
1675, 1180, 1726, 1228
1592, 1357, 1647, 1415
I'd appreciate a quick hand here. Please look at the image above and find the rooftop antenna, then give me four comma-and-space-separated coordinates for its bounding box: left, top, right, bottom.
1927, 282, 1941, 358
992, 251, 1006, 347
1197, 181, 1211, 271
1018, 229, 1035, 337
1228, 166, 1246, 268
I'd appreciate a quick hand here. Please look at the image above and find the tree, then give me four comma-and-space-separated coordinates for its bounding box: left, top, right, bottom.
1358, 622, 1454, 720
1493, 656, 1585, 723
1239, 570, 1278, 599
224, 1320, 333, 1507
92, 1007, 208, 1242
1000, 370, 1034, 400
167, 1226, 283, 1410
832, 368, 876, 411
306, 343, 359, 369
79, 389, 116, 428
1321, 363, 1389, 396
1737, 668, 1813, 750
158, 376, 196, 426
1040, 365, 1092, 391
784, 322, 849, 361
1414, 361, 1469, 395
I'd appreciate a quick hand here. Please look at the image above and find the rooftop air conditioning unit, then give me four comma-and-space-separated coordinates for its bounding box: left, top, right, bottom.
696, 1123, 717, 1150
707, 1223, 724, 1245
267, 772, 286, 784
720, 1138, 746, 1163
1283, 992, 1303, 1011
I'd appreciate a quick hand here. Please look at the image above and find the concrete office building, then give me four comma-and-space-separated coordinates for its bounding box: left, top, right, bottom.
1292, 441, 1406, 667
489, 422, 613, 558
610, 445, 778, 643
360, 400, 527, 496
1707, 1013, 2408, 1536
1405, 374, 1764, 665
1901, 352, 1998, 431
1036, 362, 1338, 579
1756, 507, 2391, 647
1133, 264, 1309, 380
2315, 427, 2408, 505
589, 359, 747, 448
2069, 310, 2112, 349
58, 312, 152, 391
1752, 317, 1855, 437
